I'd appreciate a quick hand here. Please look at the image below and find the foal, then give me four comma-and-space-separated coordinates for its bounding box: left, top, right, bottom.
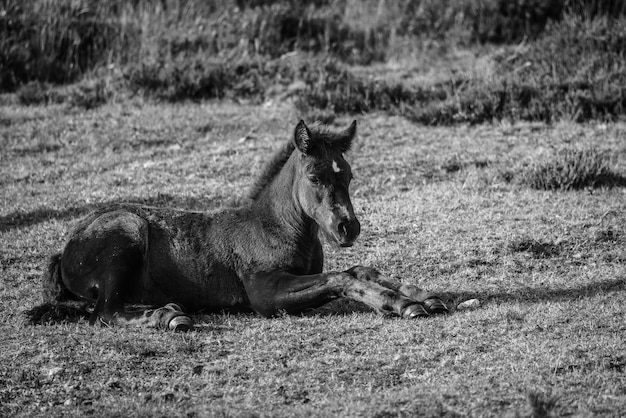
28, 120, 446, 330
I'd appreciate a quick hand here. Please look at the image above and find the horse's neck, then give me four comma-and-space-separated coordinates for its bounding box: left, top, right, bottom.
252, 154, 317, 242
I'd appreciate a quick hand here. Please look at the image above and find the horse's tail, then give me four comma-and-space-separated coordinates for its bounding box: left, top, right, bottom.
24, 253, 87, 324
41, 253, 73, 303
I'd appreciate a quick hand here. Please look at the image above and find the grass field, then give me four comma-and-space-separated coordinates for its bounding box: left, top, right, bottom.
2, 1, 626, 416
1, 99, 625, 416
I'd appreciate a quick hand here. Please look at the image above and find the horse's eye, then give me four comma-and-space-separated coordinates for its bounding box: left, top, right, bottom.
308, 175, 320, 185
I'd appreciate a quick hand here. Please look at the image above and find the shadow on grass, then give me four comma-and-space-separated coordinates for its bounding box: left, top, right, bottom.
23, 302, 90, 325
444, 277, 626, 309
24, 278, 626, 327
298, 278, 626, 317
0, 194, 224, 232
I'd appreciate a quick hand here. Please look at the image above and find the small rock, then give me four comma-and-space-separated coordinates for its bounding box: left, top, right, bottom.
237, 134, 257, 143
456, 299, 481, 310
46, 366, 64, 378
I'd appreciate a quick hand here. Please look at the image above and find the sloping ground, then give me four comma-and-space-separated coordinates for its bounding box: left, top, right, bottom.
1, 102, 625, 416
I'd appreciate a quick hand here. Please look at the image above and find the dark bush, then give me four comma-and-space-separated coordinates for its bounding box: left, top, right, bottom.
0, 0, 139, 91
127, 53, 301, 102
564, 0, 626, 17
296, 60, 445, 114
399, 0, 564, 44
127, 57, 232, 101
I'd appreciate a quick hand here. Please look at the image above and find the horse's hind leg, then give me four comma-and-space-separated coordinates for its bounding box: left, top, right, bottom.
60, 210, 148, 325
346, 266, 449, 314
88, 270, 132, 325
112, 303, 193, 331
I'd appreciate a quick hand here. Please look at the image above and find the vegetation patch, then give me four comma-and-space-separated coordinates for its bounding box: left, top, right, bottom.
1, 103, 626, 417
3, 0, 626, 124
508, 237, 562, 258
300, 14, 626, 125
523, 390, 560, 418
126, 56, 300, 102
0, 0, 139, 91
491, 15, 626, 122
519, 147, 623, 191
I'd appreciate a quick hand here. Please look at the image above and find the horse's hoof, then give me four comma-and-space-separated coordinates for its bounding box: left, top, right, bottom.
160, 304, 193, 331
168, 314, 193, 332
422, 298, 449, 315
402, 304, 429, 319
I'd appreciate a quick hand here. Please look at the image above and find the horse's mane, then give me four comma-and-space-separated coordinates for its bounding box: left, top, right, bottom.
245, 123, 352, 203
246, 140, 296, 202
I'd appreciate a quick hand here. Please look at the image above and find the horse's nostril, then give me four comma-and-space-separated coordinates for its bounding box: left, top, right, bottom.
338, 222, 348, 236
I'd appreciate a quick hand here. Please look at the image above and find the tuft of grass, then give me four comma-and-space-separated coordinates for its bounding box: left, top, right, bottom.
16, 82, 64, 106
519, 148, 621, 191
508, 238, 561, 258
525, 390, 559, 418
16, 77, 116, 109
67, 77, 116, 109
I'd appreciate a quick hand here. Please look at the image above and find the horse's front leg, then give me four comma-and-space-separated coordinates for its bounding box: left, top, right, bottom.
242, 270, 428, 318
346, 266, 449, 314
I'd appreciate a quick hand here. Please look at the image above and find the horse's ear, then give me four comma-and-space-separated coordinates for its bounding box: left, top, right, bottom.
335, 120, 357, 154
294, 120, 314, 154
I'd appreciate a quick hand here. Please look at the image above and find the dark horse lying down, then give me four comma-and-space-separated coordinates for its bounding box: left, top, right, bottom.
27, 120, 447, 330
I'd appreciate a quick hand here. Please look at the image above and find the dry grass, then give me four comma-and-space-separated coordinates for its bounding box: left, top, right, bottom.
1, 102, 626, 416
518, 147, 622, 191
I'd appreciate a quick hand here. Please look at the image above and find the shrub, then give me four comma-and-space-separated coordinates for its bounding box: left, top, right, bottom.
16, 82, 59, 106
127, 54, 301, 102
565, 0, 626, 17
398, 14, 626, 125
127, 57, 231, 101
0, 0, 139, 91
398, 0, 564, 44
296, 60, 445, 114
519, 148, 621, 190
493, 15, 626, 121
68, 78, 115, 109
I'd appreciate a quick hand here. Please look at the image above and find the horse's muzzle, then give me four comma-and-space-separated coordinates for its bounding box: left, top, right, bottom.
337, 218, 360, 247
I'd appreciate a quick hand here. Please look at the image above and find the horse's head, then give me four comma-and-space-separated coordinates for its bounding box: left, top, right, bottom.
293, 120, 360, 247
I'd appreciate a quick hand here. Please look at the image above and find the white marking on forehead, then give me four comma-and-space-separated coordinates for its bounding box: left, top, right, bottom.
332, 160, 342, 173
